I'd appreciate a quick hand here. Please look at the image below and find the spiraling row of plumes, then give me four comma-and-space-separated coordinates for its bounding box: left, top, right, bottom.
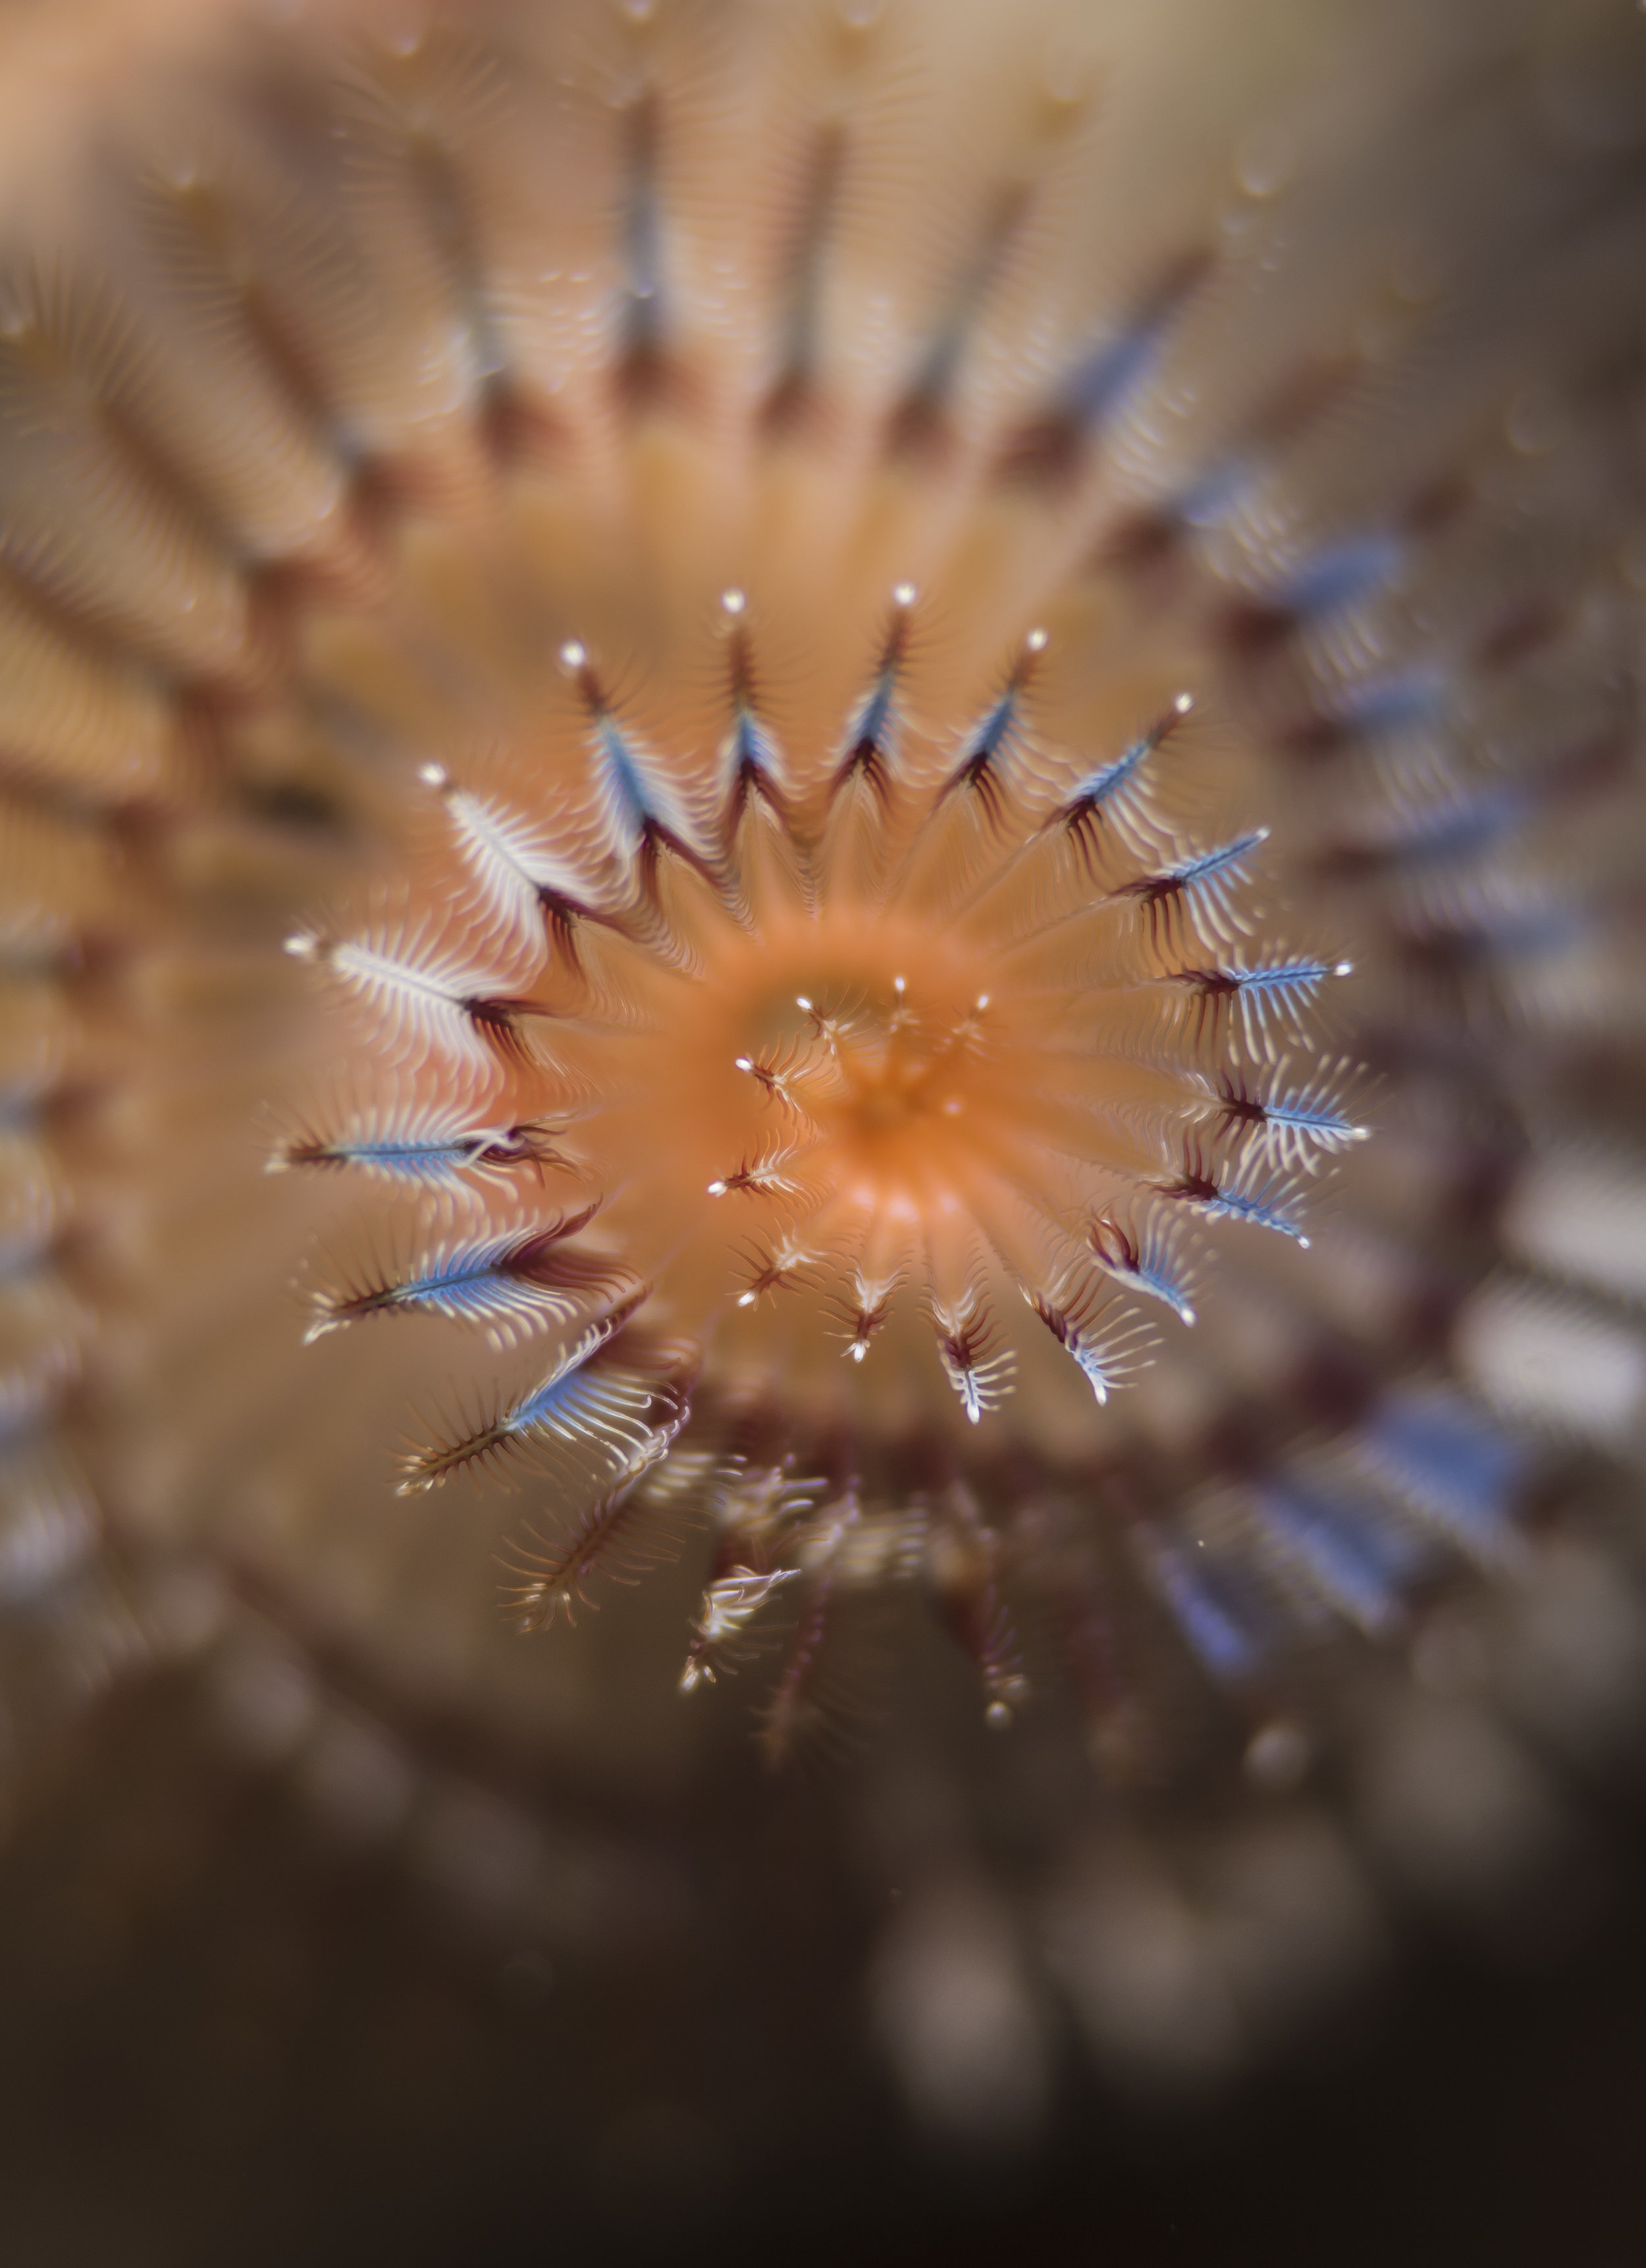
281, 585, 1373, 1748
0, 0, 1633, 1814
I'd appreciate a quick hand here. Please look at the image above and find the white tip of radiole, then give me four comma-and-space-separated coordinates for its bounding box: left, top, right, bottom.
891, 581, 918, 607
720, 587, 747, 617
284, 932, 317, 959
418, 761, 448, 789
559, 640, 587, 672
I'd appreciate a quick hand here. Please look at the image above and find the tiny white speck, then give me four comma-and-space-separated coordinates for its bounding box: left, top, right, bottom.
559, 640, 586, 671
734, 1057, 754, 1072
1175, 691, 1195, 713
417, 762, 448, 788
892, 581, 917, 607
1026, 626, 1049, 653
720, 587, 747, 616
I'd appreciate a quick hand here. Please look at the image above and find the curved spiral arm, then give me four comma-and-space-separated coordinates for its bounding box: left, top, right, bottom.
280, 592, 1370, 1746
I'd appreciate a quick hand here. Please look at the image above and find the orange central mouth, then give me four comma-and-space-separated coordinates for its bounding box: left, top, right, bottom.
593, 909, 1010, 1338
808, 985, 993, 1184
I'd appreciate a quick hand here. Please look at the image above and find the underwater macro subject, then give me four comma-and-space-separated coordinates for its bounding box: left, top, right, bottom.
0, 0, 1645, 2257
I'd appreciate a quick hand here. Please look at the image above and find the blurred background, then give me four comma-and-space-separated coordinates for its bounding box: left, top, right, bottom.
3, 1662, 1646, 2265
